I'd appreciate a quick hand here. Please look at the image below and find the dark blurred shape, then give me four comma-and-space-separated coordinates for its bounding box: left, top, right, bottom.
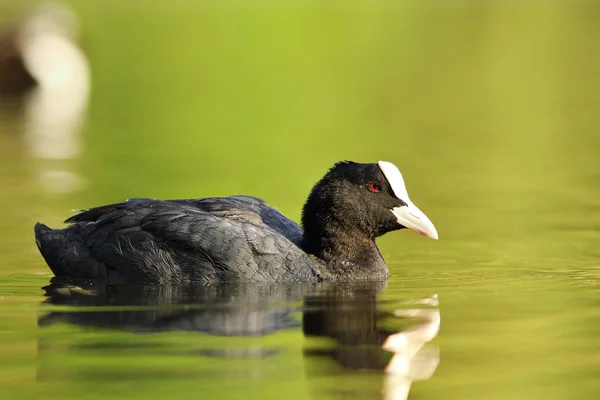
303, 281, 392, 370
39, 279, 306, 336
0, 27, 36, 95
0, 2, 89, 194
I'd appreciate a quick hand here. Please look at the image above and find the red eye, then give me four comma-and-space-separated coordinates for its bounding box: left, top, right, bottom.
368, 183, 381, 192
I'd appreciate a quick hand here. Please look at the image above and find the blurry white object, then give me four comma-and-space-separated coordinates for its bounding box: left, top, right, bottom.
38, 169, 84, 194
6, 2, 91, 193
382, 294, 441, 400
18, 2, 90, 160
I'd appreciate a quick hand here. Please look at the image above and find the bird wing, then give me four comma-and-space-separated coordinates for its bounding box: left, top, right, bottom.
179, 196, 303, 245
67, 195, 303, 246
72, 198, 320, 283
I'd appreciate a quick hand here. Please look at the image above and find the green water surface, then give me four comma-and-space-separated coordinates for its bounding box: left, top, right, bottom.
0, 1, 599, 399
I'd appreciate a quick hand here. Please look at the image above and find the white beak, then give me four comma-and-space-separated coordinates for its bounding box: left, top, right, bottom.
391, 202, 438, 240
378, 161, 439, 240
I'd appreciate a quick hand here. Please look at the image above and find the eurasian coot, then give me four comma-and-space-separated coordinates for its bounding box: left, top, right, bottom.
34, 161, 438, 284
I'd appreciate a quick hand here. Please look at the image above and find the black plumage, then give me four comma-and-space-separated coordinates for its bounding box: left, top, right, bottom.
34, 161, 437, 284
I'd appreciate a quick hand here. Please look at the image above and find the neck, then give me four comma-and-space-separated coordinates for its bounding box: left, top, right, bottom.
301, 218, 388, 280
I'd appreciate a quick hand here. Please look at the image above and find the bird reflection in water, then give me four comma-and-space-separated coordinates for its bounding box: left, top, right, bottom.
0, 2, 90, 194
39, 280, 306, 337
39, 280, 439, 398
302, 284, 439, 400
382, 295, 440, 400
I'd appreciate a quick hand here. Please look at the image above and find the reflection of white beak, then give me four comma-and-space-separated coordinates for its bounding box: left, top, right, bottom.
378, 161, 439, 240
382, 294, 441, 400
391, 202, 438, 240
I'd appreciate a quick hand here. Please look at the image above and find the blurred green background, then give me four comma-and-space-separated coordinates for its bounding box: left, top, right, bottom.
0, 0, 599, 399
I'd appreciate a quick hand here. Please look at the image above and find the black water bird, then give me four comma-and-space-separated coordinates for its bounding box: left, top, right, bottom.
34, 161, 438, 284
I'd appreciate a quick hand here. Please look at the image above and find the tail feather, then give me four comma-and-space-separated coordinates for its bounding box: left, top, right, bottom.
34, 222, 106, 279
34, 222, 51, 250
